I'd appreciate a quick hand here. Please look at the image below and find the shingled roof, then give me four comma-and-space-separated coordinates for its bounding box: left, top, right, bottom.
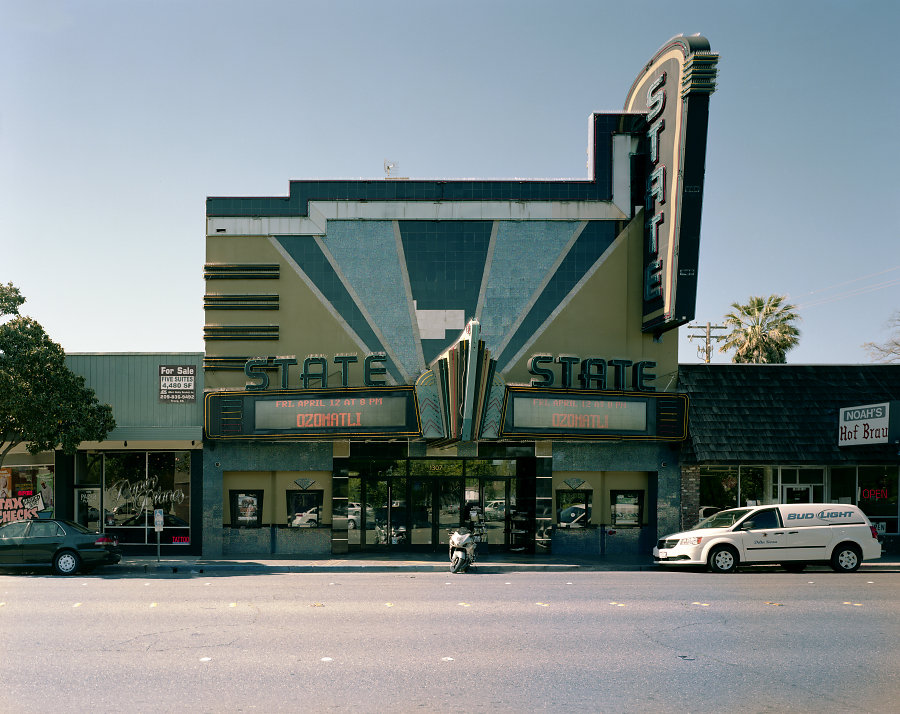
678, 364, 900, 465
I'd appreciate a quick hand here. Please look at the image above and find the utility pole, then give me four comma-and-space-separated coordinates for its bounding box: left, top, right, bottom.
686, 322, 727, 363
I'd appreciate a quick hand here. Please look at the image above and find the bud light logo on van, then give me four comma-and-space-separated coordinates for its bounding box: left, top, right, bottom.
786, 513, 815, 520
785, 510, 854, 521
816, 509, 854, 520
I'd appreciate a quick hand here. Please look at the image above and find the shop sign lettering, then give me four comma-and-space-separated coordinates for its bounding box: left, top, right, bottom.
838, 402, 895, 446
527, 356, 656, 392
0, 494, 44, 523
245, 354, 387, 391
110, 477, 186, 513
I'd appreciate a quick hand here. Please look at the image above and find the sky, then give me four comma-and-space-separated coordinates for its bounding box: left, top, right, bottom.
2, 0, 898, 365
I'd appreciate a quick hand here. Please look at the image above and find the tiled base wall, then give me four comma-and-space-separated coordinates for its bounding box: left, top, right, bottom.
551, 527, 654, 557
223, 527, 332, 557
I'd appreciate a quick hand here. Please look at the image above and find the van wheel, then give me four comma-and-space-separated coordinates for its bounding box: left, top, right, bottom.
708, 545, 738, 573
830, 544, 861, 573
782, 562, 806, 573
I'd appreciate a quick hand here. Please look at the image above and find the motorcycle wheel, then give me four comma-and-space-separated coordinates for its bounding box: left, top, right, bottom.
451, 552, 468, 574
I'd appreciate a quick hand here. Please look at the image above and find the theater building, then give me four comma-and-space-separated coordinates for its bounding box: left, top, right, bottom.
200, 35, 719, 558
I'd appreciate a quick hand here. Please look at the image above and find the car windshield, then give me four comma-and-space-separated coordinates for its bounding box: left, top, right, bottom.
690, 508, 752, 530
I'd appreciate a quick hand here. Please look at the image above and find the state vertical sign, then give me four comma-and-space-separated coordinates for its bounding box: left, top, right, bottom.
624, 35, 718, 335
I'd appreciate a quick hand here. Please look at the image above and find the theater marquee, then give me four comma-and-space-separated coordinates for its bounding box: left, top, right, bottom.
624, 35, 718, 335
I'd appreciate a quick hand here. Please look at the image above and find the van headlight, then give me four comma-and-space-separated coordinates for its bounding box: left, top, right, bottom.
678, 536, 702, 546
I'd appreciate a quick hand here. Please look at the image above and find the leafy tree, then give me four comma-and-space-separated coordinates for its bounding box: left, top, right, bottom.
864, 310, 900, 363
719, 294, 800, 364
0, 283, 115, 468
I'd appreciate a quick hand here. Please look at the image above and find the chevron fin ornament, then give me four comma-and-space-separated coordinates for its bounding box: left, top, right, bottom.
418, 319, 500, 445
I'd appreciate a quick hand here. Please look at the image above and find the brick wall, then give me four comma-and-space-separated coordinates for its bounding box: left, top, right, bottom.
681, 464, 700, 531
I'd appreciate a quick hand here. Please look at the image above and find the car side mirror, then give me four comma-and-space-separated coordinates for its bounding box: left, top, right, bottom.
741, 520, 755, 531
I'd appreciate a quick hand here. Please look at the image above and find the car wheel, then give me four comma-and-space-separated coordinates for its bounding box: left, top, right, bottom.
782, 562, 806, 573
708, 545, 738, 574
830, 543, 861, 573
53, 550, 81, 576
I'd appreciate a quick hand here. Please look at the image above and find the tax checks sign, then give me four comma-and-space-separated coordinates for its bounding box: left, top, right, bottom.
624, 35, 718, 334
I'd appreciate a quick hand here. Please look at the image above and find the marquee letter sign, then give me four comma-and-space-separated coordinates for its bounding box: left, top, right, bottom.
624, 35, 718, 334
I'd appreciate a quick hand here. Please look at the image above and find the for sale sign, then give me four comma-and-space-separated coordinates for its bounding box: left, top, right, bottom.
159, 365, 197, 403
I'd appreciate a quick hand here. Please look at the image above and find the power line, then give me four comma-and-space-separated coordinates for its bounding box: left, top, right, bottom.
796, 277, 900, 310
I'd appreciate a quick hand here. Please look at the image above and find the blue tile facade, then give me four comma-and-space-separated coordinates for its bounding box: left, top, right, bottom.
322, 221, 421, 379
478, 221, 580, 357
275, 235, 404, 383
495, 221, 618, 369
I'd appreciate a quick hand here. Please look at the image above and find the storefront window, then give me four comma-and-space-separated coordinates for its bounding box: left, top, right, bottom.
610, 490, 643, 527
94, 452, 191, 545
830, 467, 856, 503
556, 490, 592, 528
286, 490, 323, 528
699, 467, 738, 512
858, 466, 898, 535
76, 453, 102, 485
1, 465, 55, 520
739, 467, 765, 506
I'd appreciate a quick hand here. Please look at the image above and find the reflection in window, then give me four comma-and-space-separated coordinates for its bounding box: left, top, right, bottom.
610, 490, 644, 527
286, 490, 324, 528
557, 490, 592, 528
858, 466, 898, 535
102, 452, 191, 545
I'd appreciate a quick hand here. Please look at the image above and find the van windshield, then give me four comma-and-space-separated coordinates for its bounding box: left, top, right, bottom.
690, 509, 752, 530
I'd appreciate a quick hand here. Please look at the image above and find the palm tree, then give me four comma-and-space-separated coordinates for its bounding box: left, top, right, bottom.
719, 295, 800, 363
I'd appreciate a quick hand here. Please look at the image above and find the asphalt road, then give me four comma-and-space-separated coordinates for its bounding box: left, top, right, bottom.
1, 569, 898, 713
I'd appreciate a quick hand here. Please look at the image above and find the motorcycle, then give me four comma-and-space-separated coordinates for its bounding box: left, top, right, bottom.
448, 527, 477, 573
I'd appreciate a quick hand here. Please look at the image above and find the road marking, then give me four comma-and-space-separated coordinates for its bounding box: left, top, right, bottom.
150, 603, 158, 608
321, 657, 333, 662
535, 603, 549, 607
442, 657, 454, 662
311, 603, 325, 607
384, 603, 394, 607
72, 603, 82, 608
458, 602, 471, 607
200, 657, 211, 662
229, 603, 237, 608
764, 602, 783, 607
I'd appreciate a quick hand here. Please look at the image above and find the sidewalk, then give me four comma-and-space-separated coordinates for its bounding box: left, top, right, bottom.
114, 552, 900, 576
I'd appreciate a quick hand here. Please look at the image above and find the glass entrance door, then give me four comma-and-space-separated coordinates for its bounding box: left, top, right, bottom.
783, 485, 813, 503
345, 458, 525, 552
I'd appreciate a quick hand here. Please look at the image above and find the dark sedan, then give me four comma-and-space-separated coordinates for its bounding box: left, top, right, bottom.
0, 519, 121, 575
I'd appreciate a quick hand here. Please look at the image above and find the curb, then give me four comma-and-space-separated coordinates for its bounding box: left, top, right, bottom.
112, 558, 900, 576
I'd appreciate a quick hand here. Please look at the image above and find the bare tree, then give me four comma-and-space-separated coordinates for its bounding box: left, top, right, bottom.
864, 311, 900, 363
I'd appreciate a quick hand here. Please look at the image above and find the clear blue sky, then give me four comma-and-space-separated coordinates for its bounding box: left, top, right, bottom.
2, 0, 898, 364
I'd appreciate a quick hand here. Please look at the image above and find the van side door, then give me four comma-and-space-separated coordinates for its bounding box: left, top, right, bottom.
736, 508, 789, 563
779, 508, 831, 560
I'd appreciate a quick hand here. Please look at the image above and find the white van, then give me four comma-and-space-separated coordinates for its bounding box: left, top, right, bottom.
653, 503, 881, 573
